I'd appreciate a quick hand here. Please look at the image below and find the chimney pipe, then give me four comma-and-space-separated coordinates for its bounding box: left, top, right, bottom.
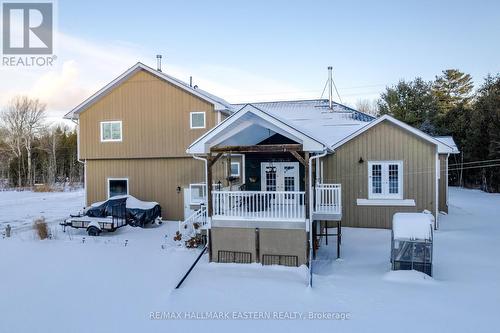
156, 54, 162, 72
189, 76, 193, 87
328, 66, 333, 110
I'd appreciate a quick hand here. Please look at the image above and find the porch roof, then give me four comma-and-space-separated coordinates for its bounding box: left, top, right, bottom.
187, 104, 328, 154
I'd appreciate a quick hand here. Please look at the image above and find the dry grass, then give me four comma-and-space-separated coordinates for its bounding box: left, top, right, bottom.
33, 217, 49, 240
33, 184, 55, 192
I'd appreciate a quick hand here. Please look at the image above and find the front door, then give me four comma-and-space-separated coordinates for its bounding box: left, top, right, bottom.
261, 162, 299, 202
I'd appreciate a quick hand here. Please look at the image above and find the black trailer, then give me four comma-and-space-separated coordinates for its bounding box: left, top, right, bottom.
61, 203, 128, 236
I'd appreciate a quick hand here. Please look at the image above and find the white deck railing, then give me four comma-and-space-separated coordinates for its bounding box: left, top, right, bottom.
212, 190, 306, 221
314, 183, 342, 215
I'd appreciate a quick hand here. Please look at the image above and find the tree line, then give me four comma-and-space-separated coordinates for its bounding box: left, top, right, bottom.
0, 96, 83, 189
369, 70, 499, 192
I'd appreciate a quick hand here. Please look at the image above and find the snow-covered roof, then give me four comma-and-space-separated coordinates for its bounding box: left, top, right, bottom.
187, 103, 327, 153
230, 100, 375, 148
392, 212, 434, 241
64, 62, 235, 120
434, 136, 460, 154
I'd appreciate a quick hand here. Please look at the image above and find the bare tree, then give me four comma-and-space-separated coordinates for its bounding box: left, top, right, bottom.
0, 97, 29, 187
356, 98, 379, 116
23, 98, 46, 186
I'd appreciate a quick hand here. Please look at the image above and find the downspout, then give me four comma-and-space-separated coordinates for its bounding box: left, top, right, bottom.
435, 150, 439, 230
72, 119, 87, 205
308, 148, 328, 287
192, 154, 210, 250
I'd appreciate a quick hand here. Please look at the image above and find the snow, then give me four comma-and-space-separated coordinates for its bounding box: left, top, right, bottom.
392, 212, 433, 240
1, 187, 500, 332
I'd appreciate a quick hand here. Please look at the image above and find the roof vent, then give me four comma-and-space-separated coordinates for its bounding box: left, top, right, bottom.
156, 54, 162, 72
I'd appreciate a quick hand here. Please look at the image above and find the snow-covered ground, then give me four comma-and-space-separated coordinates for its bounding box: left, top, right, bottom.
0, 187, 499, 332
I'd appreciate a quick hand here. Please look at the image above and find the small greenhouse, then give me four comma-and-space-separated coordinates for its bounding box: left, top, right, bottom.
391, 212, 434, 276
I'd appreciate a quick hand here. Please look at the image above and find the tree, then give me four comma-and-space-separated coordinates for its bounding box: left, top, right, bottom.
0, 97, 29, 187
432, 69, 474, 134
377, 78, 438, 133
468, 74, 500, 192
23, 98, 46, 186
356, 99, 379, 116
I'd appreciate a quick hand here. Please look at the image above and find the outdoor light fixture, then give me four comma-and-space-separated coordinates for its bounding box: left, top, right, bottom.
358, 157, 364, 164
176, 186, 181, 193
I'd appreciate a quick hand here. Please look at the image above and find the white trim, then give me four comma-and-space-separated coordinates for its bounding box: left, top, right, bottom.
190, 112, 206, 129
230, 161, 240, 177
368, 161, 403, 199
107, 178, 129, 198
64, 62, 231, 119
356, 199, 416, 206
331, 114, 454, 153
187, 104, 327, 153
100, 121, 122, 142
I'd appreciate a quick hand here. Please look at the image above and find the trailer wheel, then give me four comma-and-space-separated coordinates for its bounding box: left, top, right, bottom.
87, 226, 101, 236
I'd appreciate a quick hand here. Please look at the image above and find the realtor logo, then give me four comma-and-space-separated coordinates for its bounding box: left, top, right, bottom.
2, 2, 53, 54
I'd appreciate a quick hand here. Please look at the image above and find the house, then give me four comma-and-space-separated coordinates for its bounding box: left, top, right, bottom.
65, 62, 458, 268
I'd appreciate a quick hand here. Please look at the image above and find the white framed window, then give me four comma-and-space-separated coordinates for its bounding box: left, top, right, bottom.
230, 161, 240, 177
190, 112, 206, 129
107, 178, 129, 198
189, 183, 207, 204
368, 161, 403, 199
100, 121, 122, 142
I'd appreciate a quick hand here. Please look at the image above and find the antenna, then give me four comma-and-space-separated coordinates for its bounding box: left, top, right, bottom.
328, 66, 333, 110
156, 54, 162, 72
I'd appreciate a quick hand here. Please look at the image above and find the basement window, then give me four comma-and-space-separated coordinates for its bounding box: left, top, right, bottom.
190, 112, 206, 129
100, 121, 122, 142
108, 178, 128, 198
368, 161, 403, 199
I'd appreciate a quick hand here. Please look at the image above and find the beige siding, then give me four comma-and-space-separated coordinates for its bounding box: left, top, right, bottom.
439, 154, 448, 213
85, 155, 241, 221
323, 120, 437, 229
79, 69, 217, 159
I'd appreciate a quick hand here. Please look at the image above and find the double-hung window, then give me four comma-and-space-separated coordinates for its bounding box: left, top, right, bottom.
368, 161, 403, 199
101, 121, 122, 142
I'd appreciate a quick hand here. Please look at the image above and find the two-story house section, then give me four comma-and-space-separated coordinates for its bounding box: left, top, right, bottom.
64, 62, 239, 220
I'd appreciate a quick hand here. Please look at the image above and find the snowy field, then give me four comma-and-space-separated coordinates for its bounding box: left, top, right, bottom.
0, 187, 499, 332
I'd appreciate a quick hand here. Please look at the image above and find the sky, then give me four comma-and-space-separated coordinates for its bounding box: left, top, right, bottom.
1, 0, 499, 124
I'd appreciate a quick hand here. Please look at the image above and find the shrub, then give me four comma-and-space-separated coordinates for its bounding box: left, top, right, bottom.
33, 217, 49, 240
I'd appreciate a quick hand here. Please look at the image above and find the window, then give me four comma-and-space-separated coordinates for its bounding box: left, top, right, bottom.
189, 183, 206, 204
368, 161, 403, 199
190, 112, 206, 129
230, 162, 240, 177
101, 121, 122, 142
108, 178, 128, 198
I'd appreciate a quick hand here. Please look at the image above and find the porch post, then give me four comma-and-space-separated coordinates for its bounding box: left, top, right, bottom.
304, 152, 310, 219
207, 155, 213, 218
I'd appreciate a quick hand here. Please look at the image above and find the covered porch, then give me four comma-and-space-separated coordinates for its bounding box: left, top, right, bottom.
188, 105, 342, 228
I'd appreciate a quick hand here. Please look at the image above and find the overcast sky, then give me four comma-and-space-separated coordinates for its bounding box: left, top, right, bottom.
1, 0, 499, 124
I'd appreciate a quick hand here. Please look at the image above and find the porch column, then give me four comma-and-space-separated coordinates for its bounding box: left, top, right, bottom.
304, 152, 310, 219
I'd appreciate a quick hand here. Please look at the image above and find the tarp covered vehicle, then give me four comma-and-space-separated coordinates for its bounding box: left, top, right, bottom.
85, 195, 162, 227
61, 195, 162, 236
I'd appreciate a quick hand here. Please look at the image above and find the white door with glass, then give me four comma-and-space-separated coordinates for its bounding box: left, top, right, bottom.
261, 162, 299, 203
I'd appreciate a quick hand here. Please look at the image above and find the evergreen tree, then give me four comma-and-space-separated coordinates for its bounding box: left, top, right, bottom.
377, 78, 438, 133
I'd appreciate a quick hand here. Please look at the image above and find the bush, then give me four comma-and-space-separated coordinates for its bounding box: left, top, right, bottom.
33, 184, 55, 192
33, 217, 49, 240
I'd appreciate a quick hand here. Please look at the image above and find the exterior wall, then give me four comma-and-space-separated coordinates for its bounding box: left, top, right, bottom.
323, 120, 437, 229
259, 229, 307, 266
210, 227, 257, 262
439, 154, 448, 213
210, 227, 307, 266
86, 157, 235, 221
79, 69, 217, 159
